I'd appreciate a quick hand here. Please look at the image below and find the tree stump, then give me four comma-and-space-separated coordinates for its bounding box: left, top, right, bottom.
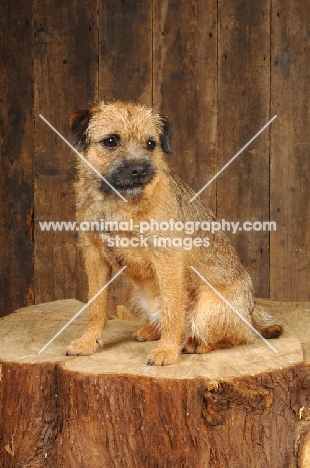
0, 299, 310, 468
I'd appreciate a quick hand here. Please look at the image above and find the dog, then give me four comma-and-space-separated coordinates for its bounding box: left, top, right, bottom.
66, 101, 282, 366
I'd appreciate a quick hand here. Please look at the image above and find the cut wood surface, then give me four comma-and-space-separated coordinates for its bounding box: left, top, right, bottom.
0, 299, 310, 467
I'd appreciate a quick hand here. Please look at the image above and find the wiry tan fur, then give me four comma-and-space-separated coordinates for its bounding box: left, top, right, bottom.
67, 101, 283, 366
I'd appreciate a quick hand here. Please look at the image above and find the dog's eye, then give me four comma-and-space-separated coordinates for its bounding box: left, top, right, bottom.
147, 139, 156, 151
101, 136, 118, 148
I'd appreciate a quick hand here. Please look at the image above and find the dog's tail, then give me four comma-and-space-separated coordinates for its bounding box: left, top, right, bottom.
251, 303, 283, 339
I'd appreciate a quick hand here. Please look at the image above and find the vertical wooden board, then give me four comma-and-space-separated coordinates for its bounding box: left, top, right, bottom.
153, 0, 218, 211
0, 1, 34, 317
98, 0, 153, 312
217, 0, 271, 297
34, 0, 98, 305
270, 2, 310, 300
98, 0, 153, 105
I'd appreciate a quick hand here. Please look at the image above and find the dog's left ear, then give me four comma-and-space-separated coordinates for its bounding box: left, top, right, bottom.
159, 114, 173, 155
69, 108, 97, 151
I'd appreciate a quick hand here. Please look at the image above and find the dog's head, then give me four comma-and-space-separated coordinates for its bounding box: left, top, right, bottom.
70, 101, 173, 198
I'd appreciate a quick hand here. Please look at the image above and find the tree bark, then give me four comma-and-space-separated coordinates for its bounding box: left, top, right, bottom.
0, 299, 309, 468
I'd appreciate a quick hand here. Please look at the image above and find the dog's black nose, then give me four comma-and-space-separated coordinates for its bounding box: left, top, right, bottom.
129, 164, 147, 178
101, 159, 155, 195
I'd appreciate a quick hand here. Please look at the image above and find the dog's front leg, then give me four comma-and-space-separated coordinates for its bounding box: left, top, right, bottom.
147, 253, 184, 366
66, 244, 111, 356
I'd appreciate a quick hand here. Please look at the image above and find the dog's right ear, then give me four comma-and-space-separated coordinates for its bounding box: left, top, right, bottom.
159, 114, 173, 155
69, 109, 95, 151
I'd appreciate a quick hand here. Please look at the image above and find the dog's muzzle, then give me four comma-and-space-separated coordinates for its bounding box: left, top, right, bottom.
101, 160, 155, 196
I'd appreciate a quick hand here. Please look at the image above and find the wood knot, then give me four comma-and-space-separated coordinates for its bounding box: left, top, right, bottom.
299, 406, 310, 421
202, 379, 273, 426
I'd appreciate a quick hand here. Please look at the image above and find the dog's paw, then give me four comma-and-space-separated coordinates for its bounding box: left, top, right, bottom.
182, 337, 212, 354
133, 324, 161, 342
147, 346, 179, 366
182, 337, 199, 354
66, 336, 101, 356
195, 343, 212, 354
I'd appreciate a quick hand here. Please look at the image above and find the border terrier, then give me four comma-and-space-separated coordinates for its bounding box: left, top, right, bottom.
66, 101, 282, 366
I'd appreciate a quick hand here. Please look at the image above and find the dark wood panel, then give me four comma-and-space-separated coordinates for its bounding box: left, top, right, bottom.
217, 0, 271, 297
270, 1, 310, 300
0, 1, 34, 317
99, 0, 153, 105
33, 0, 98, 304
1, 0, 310, 313
153, 0, 218, 211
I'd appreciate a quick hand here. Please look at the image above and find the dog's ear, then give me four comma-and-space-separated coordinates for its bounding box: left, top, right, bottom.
69, 108, 96, 151
159, 114, 173, 155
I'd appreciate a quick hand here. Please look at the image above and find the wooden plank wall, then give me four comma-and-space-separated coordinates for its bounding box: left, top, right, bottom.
0, 0, 309, 317
153, 0, 218, 212
33, 0, 98, 306
0, 1, 35, 315
217, 0, 271, 297
270, 2, 310, 300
